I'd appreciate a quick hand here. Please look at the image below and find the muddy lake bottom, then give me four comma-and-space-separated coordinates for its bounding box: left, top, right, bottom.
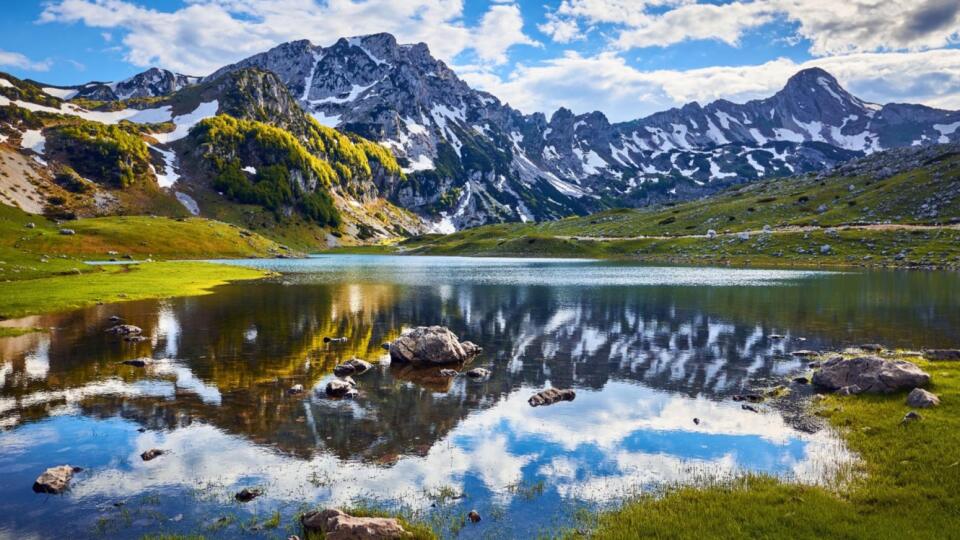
1, 256, 958, 538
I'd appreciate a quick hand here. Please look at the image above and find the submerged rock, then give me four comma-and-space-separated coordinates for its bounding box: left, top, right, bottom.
906, 388, 940, 408
121, 358, 150, 367
33, 465, 81, 494
301, 509, 406, 540
465, 368, 490, 379
812, 356, 930, 394
107, 324, 142, 336
140, 449, 165, 461
389, 326, 480, 366
528, 388, 576, 407
235, 487, 263, 502
333, 358, 372, 377
923, 349, 960, 361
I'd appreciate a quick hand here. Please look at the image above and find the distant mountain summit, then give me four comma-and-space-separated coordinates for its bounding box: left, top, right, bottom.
42, 68, 200, 101
201, 34, 960, 229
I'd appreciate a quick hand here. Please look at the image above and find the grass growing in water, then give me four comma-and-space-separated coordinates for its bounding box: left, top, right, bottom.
0, 261, 268, 318
588, 355, 960, 539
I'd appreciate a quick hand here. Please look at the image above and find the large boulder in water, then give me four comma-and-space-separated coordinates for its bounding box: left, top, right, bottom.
389, 326, 480, 366
301, 508, 406, 539
812, 356, 930, 394
33, 465, 80, 494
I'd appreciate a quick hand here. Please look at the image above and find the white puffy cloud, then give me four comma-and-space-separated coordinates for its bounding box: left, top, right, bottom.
38, 0, 537, 75
546, 0, 960, 56
0, 50, 52, 72
463, 49, 960, 121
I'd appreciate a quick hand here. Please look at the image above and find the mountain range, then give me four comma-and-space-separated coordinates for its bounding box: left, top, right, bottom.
3, 32, 960, 240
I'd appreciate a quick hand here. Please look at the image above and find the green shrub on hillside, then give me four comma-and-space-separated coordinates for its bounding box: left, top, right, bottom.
196, 115, 341, 227
45, 121, 152, 188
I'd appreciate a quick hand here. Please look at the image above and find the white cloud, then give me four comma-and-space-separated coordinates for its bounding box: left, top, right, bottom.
546, 0, 960, 56
39, 0, 538, 75
0, 50, 52, 72
538, 13, 585, 43
463, 49, 960, 121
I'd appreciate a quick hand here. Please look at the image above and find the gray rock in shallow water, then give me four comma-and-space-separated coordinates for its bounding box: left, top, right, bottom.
107, 324, 142, 336
438, 369, 459, 377
812, 356, 930, 393
923, 349, 960, 361
389, 326, 479, 366
906, 388, 940, 408
325, 379, 356, 398
528, 388, 576, 407
301, 509, 406, 539
33, 465, 81, 494
333, 358, 372, 377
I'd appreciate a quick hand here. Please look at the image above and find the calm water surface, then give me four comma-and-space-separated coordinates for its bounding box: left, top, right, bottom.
1, 256, 958, 538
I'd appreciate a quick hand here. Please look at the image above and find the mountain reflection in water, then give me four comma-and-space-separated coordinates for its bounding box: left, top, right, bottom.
1, 257, 957, 538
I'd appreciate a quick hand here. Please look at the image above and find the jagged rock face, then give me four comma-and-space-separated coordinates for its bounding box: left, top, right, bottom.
74, 68, 199, 101
209, 36, 960, 230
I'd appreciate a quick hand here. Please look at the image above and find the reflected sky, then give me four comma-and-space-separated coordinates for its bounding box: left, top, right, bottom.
1, 257, 957, 538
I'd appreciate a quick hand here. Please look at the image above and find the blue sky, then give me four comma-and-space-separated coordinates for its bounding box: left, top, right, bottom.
3, 0, 960, 121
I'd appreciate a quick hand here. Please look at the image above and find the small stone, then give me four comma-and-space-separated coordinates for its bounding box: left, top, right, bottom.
465, 368, 490, 379
59, 228, 75, 236
820, 244, 831, 254
121, 358, 149, 367
741, 404, 759, 413
528, 388, 576, 407
837, 385, 862, 396
901, 411, 922, 425
439, 369, 459, 377
859, 344, 884, 353
140, 448, 165, 461
791, 350, 819, 357
906, 388, 940, 408
25, 222, 36, 229
468, 510, 481, 523
693, 418, 700, 425
235, 488, 262, 502
323, 336, 348, 344
325, 379, 356, 398
287, 384, 304, 395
